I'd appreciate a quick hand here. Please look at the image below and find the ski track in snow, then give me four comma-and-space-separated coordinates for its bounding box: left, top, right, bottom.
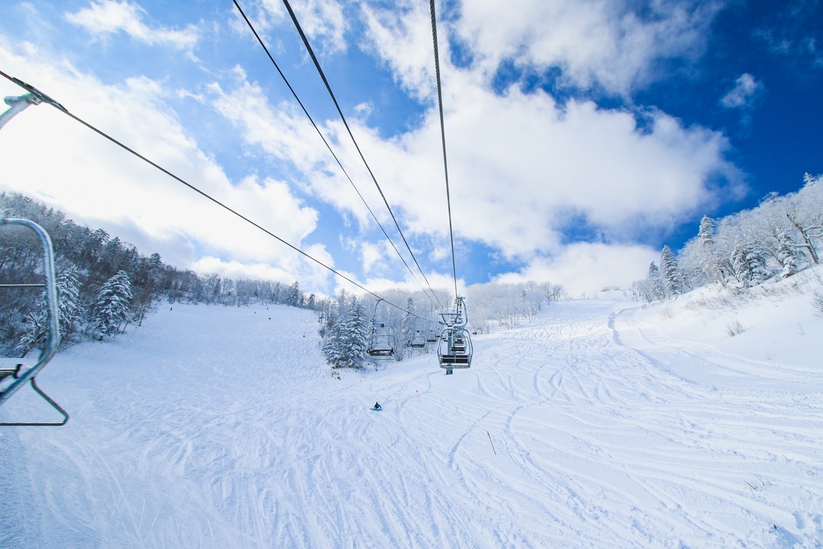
2, 300, 823, 548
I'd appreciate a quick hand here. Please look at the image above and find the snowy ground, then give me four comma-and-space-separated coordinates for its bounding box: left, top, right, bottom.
2, 280, 823, 548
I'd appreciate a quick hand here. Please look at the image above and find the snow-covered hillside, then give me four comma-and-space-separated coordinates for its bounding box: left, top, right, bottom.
2, 288, 822, 548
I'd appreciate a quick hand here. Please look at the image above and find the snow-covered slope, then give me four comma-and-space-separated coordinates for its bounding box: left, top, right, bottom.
2, 293, 822, 548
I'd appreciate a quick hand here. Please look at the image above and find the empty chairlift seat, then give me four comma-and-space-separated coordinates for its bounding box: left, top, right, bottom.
410, 330, 426, 349
367, 299, 396, 359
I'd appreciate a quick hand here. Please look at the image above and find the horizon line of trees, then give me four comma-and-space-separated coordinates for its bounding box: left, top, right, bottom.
1, 192, 569, 368
0, 193, 321, 357
635, 172, 823, 301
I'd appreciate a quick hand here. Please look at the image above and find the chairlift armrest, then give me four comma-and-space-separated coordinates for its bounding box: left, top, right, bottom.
0, 359, 28, 380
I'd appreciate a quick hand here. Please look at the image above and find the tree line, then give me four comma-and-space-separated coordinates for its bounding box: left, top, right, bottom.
0, 193, 319, 356
635, 173, 823, 301
1, 193, 568, 368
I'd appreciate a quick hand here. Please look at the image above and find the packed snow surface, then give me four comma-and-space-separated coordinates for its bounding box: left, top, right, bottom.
2, 288, 823, 548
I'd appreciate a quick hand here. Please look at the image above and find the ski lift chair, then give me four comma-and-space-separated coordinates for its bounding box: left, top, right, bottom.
368, 323, 396, 357
425, 321, 439, 342
0, 218, 68, 426
437, 297, 473, 374
410, 330, 426, 349
437, 326, 472, 372
367, 299, 396, 359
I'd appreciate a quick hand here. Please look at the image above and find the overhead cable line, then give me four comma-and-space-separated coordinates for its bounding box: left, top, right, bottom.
0, 70, 422, 316
233, 0, 440, 310
279, 0, 444, 309
428, 0, 459, 300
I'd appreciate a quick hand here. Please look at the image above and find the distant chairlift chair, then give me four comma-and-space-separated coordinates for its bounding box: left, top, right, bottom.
367, 298, 396, 359
0, 218, 68, 426
409, 329, 426, 349
437, 296, 473, 375
425, 321, 439, 342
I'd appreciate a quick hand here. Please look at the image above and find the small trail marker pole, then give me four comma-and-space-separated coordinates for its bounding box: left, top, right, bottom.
416, 389, 420, 403
487, 431, 496, 455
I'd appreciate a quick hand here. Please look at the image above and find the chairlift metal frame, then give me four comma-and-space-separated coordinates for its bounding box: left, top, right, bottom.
0, 218, 68, 426
437, 296, 473, 374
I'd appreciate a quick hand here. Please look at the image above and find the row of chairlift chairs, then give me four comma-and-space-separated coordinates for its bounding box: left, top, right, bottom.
366, 296, 473, 375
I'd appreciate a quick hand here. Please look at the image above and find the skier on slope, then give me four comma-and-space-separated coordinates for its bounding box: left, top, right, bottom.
373, 402, 382, 411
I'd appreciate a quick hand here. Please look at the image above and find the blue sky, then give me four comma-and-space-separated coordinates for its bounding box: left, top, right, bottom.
0, 0, 820, 297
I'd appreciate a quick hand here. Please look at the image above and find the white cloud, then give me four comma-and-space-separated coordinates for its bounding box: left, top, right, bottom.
1, 0, 748, 297
495, 242, 659, 297
254, 0, 348, 54
65, 0, 199, 51
0, 38, 323, 284
360, 0, 437, 101
203, 74, 387, 230
353, 270, 459, 300
329, 75, 742, 260
208, 42, 742, 282
363, 0, 725, 98
193, 241, 333, 289
720, 73, 764, 109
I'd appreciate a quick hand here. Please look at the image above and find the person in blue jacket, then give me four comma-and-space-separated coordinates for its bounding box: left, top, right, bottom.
373, 402, 382, 411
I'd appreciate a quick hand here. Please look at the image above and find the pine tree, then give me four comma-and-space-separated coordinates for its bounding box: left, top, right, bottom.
775, 230, 801, 278
731, 243, 769, 287
401, 297, 416, 348
16, 309, 47, 357
696, 216, 720, 283
698, 216, 714, 247
645, 262, 665, 301
56, 263, 82, 341
91, 270, 133, 338
323, 304, 369, 368
660, 246, 682, 296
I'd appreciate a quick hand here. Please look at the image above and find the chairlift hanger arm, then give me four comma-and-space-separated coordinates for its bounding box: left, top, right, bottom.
0, 74, 68, 131
5, 75, 67, 112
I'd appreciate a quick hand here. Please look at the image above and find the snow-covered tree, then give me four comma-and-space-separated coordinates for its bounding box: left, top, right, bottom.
323, 304, 369, 368
730, 242, 769, 287
785, 174, 823, 264
698, 216, 714, 247
644, 262, 665, 301
56, 263, 82, 341
696, 215, 721, 284
286, 281, 302, 307
16, 308, 47, 357
660, 246, 683, 296
775, 230, 801, 278
91, 270, 132, 338
401, 297, 416, 349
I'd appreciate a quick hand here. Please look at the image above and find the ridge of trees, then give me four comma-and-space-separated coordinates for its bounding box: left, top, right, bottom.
0, 193, 568, 366
635, 173, 823, 301
0, 193, 321, 356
